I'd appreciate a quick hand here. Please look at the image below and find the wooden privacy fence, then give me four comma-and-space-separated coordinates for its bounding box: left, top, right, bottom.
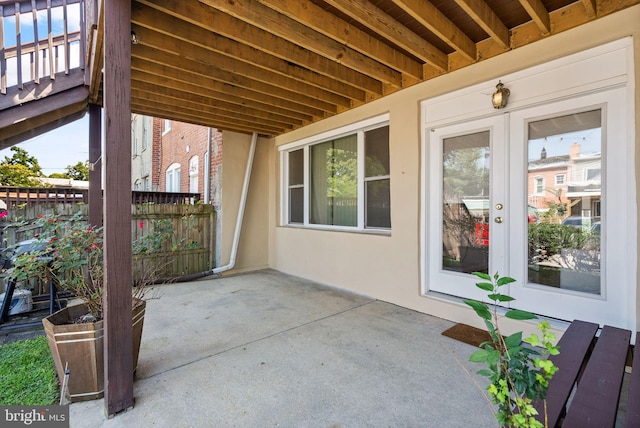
132, 204, 215, 279
1, 202, 216, 286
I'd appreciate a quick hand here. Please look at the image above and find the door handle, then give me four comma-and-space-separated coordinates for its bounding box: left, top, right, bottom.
494, 217, 503, 224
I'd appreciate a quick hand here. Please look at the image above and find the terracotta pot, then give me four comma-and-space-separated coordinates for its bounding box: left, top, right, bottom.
42, 300, 146, 402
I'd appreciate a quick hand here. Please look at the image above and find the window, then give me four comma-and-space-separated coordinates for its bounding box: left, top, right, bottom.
142, 120, 148, 151
189, 156, 199, 194
555, 174, 565, 185
535, 177, 544, 194
283, 118, 390, 230
364, 126, 390, 228
288, 149, 304, 224
585, 168, 601, 181
132, 116, 138, 156
163, 119, 171, 135
143, 176, 150, 191
166, 163, 181, 192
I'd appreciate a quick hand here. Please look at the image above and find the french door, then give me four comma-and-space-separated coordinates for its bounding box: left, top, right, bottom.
427, 87, 633, 327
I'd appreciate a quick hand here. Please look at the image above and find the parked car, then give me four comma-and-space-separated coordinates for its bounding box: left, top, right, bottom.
561, 216, 600, 229
0, 239, 49, 272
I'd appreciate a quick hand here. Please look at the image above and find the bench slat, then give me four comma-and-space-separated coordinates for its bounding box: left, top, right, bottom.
534, 320, 598, 427
563, 325, 631, 428
625, 335, 640, 428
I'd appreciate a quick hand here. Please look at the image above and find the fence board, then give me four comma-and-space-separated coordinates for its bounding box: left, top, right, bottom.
0, 203, 215, 294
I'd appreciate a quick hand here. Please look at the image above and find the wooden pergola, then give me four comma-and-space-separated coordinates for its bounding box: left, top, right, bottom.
2, 0, 639, 417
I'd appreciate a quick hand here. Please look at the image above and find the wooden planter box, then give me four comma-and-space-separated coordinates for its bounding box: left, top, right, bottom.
42, 300, 146, 402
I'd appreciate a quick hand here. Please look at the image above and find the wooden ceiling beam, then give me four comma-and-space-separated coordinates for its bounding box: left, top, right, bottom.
518, 0, 551, 34
257, 0, 442, 76
581, 0, 597, 19
132, 86, 294, 132
389, 0, 476, 61
136, 0, 384, 96
131, 79, 301, 129
132, 44, 338, 115
131, 58, 319, 121
130, 68, 314, 124
132, 94, 287, 134
131, 101, 279, 136
131, 25, 351, 109
454, 0, 510, 49
199, 0, 404, 87
132, 3, 366, 103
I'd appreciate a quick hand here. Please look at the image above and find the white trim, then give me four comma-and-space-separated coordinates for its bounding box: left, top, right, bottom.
278, 113, 390, 152
420, 38, 630, 129
280, 116, 391, 232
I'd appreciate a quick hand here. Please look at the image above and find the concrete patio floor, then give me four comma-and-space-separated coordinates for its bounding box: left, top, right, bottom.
69, 269, 496, 427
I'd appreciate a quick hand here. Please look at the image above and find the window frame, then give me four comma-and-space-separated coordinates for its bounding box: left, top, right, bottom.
555, 174, 566, 185
189, 156, 199, 194
535, 176, 545, 195
279, 114, 390, 232
163, 119, 172, 136
166, 162, 181, 193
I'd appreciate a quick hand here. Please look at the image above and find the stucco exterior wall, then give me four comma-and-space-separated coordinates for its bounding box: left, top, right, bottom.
220, 131, 270, 273
238, 6, 640, 334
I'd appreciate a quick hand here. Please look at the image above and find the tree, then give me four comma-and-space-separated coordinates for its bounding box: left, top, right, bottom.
2, 147, 43, 177
62, 161, 89, 181
0, 164, 40, 186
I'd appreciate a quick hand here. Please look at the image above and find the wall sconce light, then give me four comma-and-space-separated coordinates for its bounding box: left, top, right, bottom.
131, 31, 139, 45
492, 81, 510, 109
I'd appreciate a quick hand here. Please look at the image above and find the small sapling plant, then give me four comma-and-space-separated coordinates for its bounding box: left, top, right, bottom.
464, 272, 559, 428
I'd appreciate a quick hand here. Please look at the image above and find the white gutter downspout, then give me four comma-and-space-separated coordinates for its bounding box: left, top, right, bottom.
212, 132, 257, 274
204, 127, 212, 204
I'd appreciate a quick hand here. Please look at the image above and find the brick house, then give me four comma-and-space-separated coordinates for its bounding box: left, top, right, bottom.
153, 119, 223, 205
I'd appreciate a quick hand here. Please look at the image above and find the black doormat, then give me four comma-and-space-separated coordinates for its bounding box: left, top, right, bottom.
441, 323, 493, 348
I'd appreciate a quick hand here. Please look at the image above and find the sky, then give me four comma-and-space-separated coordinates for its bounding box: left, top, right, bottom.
0, 117, 89, 175
1, 3, 87, 175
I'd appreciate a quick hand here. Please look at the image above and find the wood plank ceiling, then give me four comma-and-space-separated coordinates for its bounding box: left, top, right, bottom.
95, 0, 639, 137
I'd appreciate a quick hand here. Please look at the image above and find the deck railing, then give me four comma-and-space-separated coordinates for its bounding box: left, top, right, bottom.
0, 0, 85, 95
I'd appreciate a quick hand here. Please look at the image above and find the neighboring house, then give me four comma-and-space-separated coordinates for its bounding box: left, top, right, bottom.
37, 177, 88, 189
527, 149, 570, 213
566, 144, 602, 218
156, 119, 223, 205
131, 114, 156, 191
527, 143, 602, 219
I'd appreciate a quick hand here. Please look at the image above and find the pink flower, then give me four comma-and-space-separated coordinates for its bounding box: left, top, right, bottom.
139, 221, 144, 229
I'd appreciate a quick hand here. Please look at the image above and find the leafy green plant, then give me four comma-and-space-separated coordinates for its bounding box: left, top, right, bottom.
0, 337, 58, 405
7, 211, 157, 321
465, 272, 559, 428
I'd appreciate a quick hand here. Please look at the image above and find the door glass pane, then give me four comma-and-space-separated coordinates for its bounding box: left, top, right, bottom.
527, 109, 602, 295
442, 131, 490, 273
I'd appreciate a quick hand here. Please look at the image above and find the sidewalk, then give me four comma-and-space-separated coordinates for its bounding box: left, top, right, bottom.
69, 269, 495, 427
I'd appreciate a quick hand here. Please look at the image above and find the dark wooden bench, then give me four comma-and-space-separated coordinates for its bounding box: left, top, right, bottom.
533, 320, 640, 427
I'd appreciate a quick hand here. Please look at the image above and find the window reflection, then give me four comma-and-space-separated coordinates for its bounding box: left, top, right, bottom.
442, 131, 490, 274
527, 110, 602, 295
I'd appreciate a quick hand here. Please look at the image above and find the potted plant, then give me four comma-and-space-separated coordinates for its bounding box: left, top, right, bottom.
464, 272, 559, 428
8, 213, 155, 402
